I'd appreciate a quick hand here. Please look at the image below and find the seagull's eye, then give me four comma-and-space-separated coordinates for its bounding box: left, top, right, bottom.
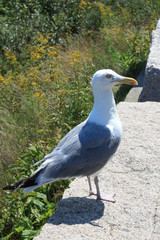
106, 74, 112, 79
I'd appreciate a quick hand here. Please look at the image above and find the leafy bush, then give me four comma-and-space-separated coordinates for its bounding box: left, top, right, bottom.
0, 0, 101, 70
0, 142, 70, 240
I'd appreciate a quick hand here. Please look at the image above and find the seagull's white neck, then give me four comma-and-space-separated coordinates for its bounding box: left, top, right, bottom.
88, 88, 121, 128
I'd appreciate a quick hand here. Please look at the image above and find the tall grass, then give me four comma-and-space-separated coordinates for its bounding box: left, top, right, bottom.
0, 0, 160, 239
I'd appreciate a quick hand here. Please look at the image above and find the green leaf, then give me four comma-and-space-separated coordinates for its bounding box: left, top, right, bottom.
37, 129, 45, 134
32, 199, 45, 208
36, 192, 47, 201
2, 231, 14, 240
15, 226, 24, 233
21, 229, 41, 239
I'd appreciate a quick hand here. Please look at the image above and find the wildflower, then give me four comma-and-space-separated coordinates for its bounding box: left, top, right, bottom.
0, 75, 5, 84
48, 51, 58, 57
79, 0, 87, 10
69, 50, 82, 65
44, 74, 51, 82
36, 111, 43, 118
31, 82, 37, 85
72, 51, 81, 58
3, 49, 17, 64
30, 44, 46, 60
5, 76, 13, 84
43, 38, 49, 44
30, 51, 41, 60
34, 92, 41, 97
48, 46, 59, 58
73, 58, 80, 63
58, 89, 63, 94
36, 34, 49, 45
39, 46, 45, 54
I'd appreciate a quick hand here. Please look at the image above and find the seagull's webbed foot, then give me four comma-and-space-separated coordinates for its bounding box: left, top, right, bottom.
88, 188, 97, 196
87, 176, 116, 203
96, 192, 116, 202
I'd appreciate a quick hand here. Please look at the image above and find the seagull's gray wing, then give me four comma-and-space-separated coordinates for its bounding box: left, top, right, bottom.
33, 121, 86, 166
36, 121, 121, 185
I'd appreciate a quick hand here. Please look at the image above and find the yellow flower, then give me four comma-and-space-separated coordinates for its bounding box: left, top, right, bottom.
50, 46, 56, 50
36, 111, 43, 118
39, 46, 45, 53
6, 76, 13, 84
48, 46, 59, 58
36, 34, 49, 45
0, 75, 5, 84
67, 90, 73, 94
43, 38, 48, 44
3, 49, 17, 64
73, 58, 80, 63
79, 0, 87, 9
48, 51, 57, 57
36, 34, 44, 42
106, 6, 111, 13
44, 74, 51, 82
32, 52, 41, 59
69, 50, 82, 64
58, 89, 63, 94
0, 75, 13, 85
30, 44, 47, 60
72, 51, 81, 58
33, 92, 44, 102
31, 82, 37, 85
34, 92, 40, 97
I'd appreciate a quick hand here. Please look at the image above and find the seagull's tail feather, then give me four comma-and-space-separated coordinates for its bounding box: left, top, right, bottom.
23, 185, 41, 194
3, 169, 42, 193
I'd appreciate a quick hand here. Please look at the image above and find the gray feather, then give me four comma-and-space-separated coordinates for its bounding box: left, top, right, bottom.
36, 120, 121, 185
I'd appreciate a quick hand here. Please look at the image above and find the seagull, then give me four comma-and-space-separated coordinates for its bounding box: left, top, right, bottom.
3, 69, 137, 202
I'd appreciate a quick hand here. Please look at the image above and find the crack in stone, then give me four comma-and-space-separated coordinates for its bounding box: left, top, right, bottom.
150, 197, 160, 240
130, 167, 154, 174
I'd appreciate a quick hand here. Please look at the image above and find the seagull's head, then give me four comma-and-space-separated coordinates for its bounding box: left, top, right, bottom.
91, 69, 138, 90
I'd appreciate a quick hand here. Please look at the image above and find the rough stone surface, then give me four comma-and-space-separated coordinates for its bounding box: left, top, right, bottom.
125, 68, 144, 102
139, 19, 160, 101
34, 102, 160, 240
125, 87, 142, 102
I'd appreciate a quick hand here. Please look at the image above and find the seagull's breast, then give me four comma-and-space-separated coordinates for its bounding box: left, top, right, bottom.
107, 115, 123, 141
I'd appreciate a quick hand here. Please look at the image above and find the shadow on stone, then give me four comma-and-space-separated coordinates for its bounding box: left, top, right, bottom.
48, 197, 105, 225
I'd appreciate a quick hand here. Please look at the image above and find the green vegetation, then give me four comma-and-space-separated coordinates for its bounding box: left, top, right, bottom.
0, 0, 160, 239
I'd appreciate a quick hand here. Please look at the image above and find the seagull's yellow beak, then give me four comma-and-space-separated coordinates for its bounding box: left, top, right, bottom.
118, 77, 138, 86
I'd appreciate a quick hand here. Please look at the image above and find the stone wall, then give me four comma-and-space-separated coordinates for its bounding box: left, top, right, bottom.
139, 19, 160, 102
34, 102, 160, 240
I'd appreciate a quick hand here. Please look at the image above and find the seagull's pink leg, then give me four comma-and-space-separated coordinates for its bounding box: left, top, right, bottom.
87, 176, 116, 203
